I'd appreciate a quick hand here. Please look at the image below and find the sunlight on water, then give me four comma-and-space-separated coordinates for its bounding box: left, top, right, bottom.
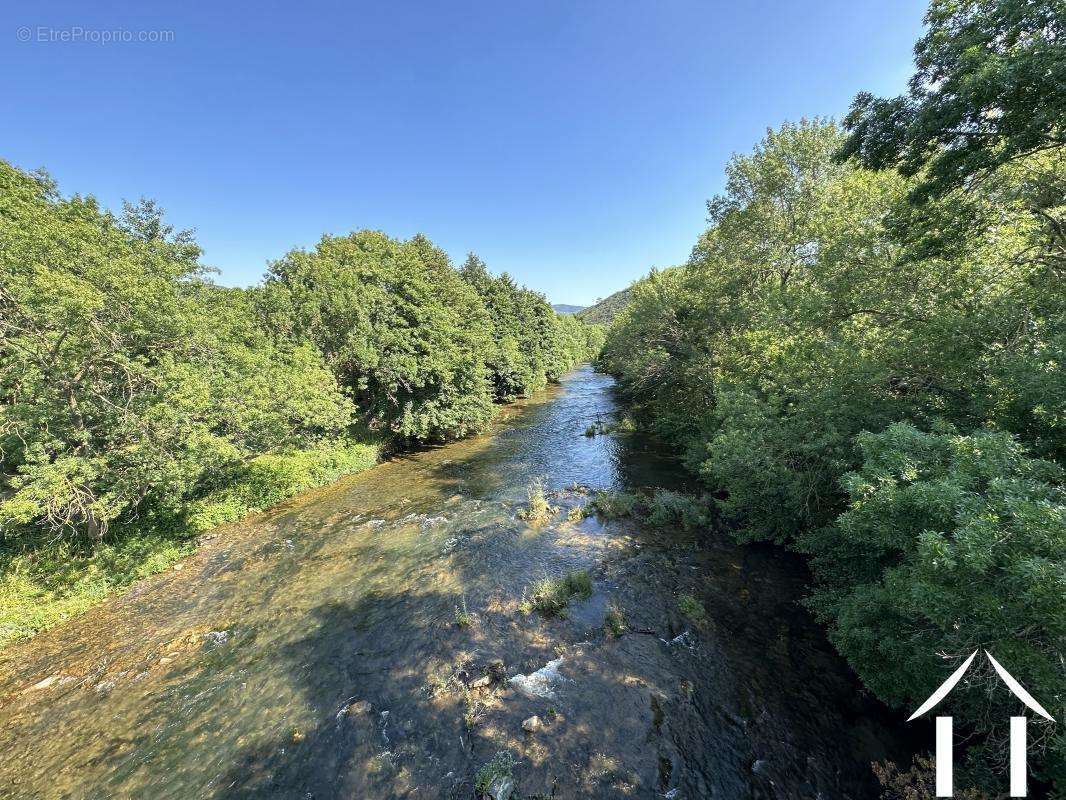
0, 367, 910, 799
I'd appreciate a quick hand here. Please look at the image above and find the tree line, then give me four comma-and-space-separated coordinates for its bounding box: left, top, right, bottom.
601, 0, 1064, 792
0, 161, 602, 641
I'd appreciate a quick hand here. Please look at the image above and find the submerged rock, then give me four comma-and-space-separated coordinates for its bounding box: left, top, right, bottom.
487, 776, 514, 800
521, 715, 541, 732
343, 699, 372, 717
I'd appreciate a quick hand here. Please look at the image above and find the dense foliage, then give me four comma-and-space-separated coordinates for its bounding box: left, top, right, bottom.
459, 254, 603, 402
601, 0, 1064, 787
0, 163, 354, 541
577, 287, 630, 324
0, 160, 600, 645
839, 0, 1065, 201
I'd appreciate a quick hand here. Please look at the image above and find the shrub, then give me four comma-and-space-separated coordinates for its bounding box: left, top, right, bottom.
183, 441, 379, 532
802, 423, 1065, 785
0, 439, 378, 649
587, 490, 638, 519
646, 489, 708, 531
677, 593, 707, 625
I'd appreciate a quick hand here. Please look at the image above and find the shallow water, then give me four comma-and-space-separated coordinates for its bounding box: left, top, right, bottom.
0, 366, 911, 799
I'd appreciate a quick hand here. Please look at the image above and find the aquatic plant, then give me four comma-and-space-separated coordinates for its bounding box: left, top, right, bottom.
645, 489, 708, 532
520, 570, 593, 615
517, 478, 556, 523
587, 490, 638, 519
454, 596, 471, 627
474, 751, 517, 794
604, 603, 626, 637
677, 592, 707, 625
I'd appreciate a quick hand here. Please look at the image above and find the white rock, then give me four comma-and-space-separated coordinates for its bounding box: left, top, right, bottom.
521, 715, 541, 732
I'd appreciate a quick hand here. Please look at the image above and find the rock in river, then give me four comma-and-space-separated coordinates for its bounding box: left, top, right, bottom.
487, 775, 514, 800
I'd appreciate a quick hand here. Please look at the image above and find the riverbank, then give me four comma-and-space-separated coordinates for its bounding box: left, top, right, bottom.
0, 439, 379, 650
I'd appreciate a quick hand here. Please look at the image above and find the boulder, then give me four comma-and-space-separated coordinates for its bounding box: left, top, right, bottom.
521, 715, 541, 733
344, 700, 373, 717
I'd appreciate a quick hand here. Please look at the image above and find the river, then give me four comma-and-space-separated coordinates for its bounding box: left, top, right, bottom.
0, 366, 912, 799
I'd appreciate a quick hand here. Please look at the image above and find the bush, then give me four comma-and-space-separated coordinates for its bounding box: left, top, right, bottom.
183, 441, 379, 532
802, 423, 1065, 785
0, 439, 378, 649
646, 489, 708, 531
587, 490, 638, 519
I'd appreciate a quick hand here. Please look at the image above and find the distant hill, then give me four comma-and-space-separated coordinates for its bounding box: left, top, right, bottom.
551, 304, 586, 314
577, 288, 630, 324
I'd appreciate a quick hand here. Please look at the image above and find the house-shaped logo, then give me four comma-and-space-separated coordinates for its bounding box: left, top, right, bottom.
909, 650, 1055, 797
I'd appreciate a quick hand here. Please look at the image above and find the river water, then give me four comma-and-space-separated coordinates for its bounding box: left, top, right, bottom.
0, 366, 912, 799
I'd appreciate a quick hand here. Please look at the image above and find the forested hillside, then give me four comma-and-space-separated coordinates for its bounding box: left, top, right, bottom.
577, 288, 630, 324
0, 165, 603, 645
601, 0, 1065, 791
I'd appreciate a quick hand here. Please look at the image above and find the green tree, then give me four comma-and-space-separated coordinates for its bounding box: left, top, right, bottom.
839, 0, 1066, 201
459, 252, 600, 401
263, 232, 495, 441
0, 160, 352, 540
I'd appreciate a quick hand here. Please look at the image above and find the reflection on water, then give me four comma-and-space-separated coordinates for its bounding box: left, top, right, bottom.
0, 366, 910, 799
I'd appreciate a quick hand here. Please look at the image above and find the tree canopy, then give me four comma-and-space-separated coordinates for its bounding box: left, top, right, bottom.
838, 0, 1066, 201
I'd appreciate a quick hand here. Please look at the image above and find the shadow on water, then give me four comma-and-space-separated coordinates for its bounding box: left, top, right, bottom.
0, 367, 914, 799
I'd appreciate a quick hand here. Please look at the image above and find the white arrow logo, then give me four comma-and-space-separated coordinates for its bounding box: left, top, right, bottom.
909, 650, 1054, 797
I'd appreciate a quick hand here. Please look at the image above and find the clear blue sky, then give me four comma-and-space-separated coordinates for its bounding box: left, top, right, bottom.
3, 1, 926, 306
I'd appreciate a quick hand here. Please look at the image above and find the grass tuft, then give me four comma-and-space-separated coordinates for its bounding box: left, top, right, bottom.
475, 751, 517, 794
454, 596, 471, 627
520, 570, 593, 615
517, 478, 556, 523
604, 603, 626, 637
646, 489, 708, 531
587, 490, 638, 519
678, 592, 707, 625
